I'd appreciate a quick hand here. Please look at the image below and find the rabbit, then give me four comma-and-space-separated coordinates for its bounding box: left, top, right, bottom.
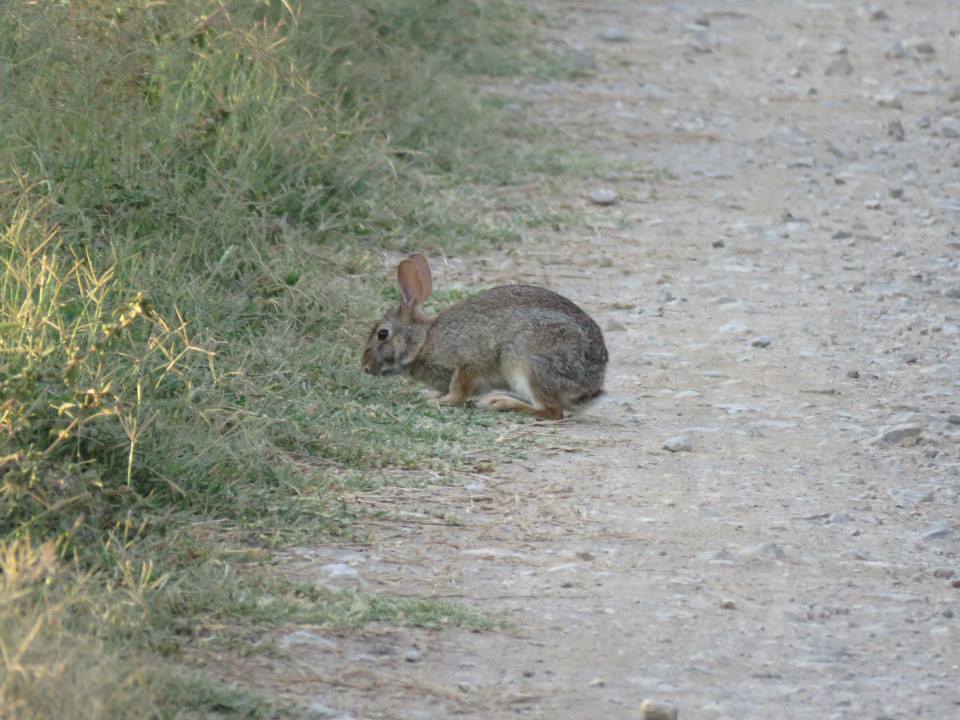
361, 253, 608, 420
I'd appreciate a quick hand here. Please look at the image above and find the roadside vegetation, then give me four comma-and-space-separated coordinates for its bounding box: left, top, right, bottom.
0, 0, 574, 716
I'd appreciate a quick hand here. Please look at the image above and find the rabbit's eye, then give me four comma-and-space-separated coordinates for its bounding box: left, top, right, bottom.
377, 328, 389, 341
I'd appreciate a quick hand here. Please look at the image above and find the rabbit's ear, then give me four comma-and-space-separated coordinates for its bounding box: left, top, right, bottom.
397, 258, 425, 309
408, 253, 433, 301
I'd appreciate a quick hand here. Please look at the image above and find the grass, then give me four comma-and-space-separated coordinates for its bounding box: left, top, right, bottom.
0, 0, 575, 716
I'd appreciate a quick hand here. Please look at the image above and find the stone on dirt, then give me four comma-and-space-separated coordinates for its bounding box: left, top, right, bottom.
825, 56, 854, 76
868, 424, 923, 445
589, 188, 618, 205
741, 542, 787, 559
598, 27, 630, 42
751, 335, 772, 348
663, 435, 692, 453
640, 698, 679, 720
920, 520, 952, 542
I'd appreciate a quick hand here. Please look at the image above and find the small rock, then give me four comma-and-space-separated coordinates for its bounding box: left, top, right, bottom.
941, 117, 960, 139
864, 197, 882, 210
889, 487, 934, 507
825, 56, 854, 76
640, 699, 679, 720
833, 230, 853, 240
751, 335, 772, 348
588, 677, 606, 687
741, 542, 787, 559
875, 93, 902, 109
889, 187, 904, 199
949, 85, 960, 103
885, 41, 907, 59
712, 239, 726, 248
404, 648, 422, 662
944, 608, 955, 619
827, 512, 854, 524
720, 319, 750, 334
847, 369, 860, 379
885, 118, 906, 140
606, 319, 627, 332
868, 7, 890, 21
305, 700, 339, 719
947, 414, 960, 425
908, 39, 936, 56
868, 424, 923, 445
588, 188, 618, 206
720, 599, 737, 610
920, 520, 952, 542
663, 435, 692, 453
598, 27, 630, 42
902, 352, 918, 364
944, 286, 960, 299
933, 569, 955, 579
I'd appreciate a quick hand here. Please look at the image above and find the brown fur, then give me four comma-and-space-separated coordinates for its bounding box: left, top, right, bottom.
362, 256, 608, 419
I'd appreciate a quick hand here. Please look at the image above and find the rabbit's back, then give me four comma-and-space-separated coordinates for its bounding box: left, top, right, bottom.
411, 285, 607, 400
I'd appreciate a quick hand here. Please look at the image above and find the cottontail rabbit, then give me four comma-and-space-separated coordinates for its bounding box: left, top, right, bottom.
361, 254, 607, 419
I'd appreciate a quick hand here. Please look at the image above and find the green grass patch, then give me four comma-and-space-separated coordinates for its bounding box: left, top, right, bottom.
0, 0, 566, 715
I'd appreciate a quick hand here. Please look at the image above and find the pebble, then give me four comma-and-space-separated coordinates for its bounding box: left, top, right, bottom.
868, 7, 890, 21
907, 39, 936, 56
885, 118, 906, 141
741, 542, 787, 559
405, 648, 422, 662
589, 188, 618, 205
868, 423, 923, 446
889, 487, 934, 506
948, 414, 960, 425
902, 352, 918, 364
920, 520, 953, 542
885, 41, 907, 59
306, 700, 340, 719
847, 369, 860, 379
720, 319, 750, 334
944, 286, 960, 299
825, 56, 854, 76
751, 335, 772, 348
663, 435, 692, 453
598, 27, 630, 42
827, 512, 854, 524
640, 699, 679, 720
875, 93, 902, 109
941, 117, 960, 139
889, 186, 904, 199
720, 599, 737, 610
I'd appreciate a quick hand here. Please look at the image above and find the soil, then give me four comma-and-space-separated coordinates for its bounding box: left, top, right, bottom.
217, 2, 960, 718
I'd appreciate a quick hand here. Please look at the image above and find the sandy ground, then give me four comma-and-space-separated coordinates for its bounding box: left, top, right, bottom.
219, 2, 960, 718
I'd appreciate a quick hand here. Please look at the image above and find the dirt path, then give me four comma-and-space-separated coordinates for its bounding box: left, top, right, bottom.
226, 2, 960, 718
